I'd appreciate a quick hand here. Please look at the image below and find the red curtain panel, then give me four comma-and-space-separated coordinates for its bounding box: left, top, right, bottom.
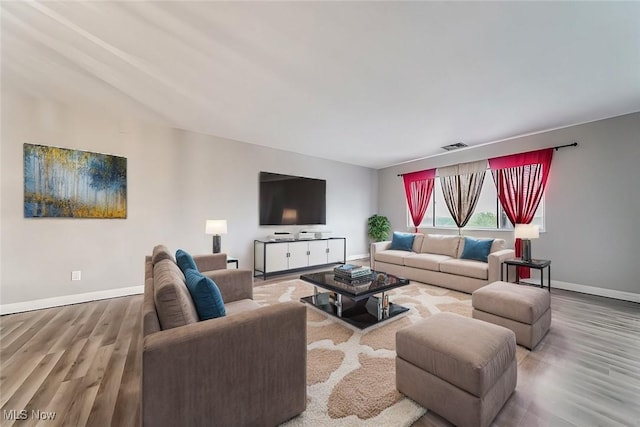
403, 169, 436, 232
489, 148, 553, 278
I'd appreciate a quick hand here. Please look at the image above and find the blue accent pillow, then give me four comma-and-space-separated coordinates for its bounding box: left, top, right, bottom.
184, 269, 226, 320
176, 249, 198, 274
389, 232, 416, 252
460, 237, 495, 263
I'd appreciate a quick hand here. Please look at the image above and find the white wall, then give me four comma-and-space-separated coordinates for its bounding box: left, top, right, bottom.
0, 90, 377, 308
378, 113, 640, 298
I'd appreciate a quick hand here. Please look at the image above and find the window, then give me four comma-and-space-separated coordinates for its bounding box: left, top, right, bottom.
408, 170, 545, 231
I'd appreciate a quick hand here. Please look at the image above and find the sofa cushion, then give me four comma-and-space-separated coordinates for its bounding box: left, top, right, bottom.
143, 260, 161, 336
404, 253, 453, 271
421, 234, 461, 257
152, 244, 174, 265
184, 269, 226, 320
375, 250, 412, 265
390, 232, 415, 251
491, 239, 506, 253
439, 259, 489, 280
460, 237, 495, 263
175, 249, 198, 273
153, 259, 199, 329
412, 233, 424, 253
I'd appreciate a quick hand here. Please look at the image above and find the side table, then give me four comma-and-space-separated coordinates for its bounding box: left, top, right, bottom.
227, 257, 239, 269
501, 258, 551, 292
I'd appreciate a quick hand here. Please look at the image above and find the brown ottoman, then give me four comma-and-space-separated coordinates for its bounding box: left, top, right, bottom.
472, 281, 551, 350
396, 312, 517, 427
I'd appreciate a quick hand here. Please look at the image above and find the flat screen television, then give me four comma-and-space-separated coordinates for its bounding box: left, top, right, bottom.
259, 172, 326, 226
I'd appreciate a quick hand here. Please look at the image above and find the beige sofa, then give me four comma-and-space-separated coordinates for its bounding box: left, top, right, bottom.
142, 245, 307, 427
371, 233, 515, 294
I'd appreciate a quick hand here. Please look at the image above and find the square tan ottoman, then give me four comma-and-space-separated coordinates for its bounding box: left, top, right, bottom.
396, 312, 517, 427
472, 281, 551, 350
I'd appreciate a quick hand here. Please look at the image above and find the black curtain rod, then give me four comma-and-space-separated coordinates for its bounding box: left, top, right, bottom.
397, 142, 578, 177
553, 142, 578, 151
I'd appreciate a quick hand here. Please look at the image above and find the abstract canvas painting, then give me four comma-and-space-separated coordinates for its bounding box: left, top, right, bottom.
24, 143, 127, 218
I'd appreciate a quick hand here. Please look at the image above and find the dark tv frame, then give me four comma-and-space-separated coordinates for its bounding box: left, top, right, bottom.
259, 171, 326, 226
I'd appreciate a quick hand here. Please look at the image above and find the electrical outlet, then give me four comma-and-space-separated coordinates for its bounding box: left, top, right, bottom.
71, 271, 82, 281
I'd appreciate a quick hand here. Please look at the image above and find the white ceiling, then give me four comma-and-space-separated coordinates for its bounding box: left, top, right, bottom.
2, 1, 639, 169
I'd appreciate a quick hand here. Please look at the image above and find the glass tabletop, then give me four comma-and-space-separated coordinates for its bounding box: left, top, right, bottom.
503, 258, 551, 268
300, 270, 409, 301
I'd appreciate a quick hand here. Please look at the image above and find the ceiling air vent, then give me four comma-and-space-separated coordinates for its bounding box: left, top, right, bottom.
441, 142, 468, 151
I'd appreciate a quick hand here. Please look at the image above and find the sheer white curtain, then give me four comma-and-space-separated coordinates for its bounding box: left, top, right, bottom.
438, 160, 488, 229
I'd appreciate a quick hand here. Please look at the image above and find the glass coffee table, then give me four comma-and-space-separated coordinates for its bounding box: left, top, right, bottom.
299, 270, 411, 329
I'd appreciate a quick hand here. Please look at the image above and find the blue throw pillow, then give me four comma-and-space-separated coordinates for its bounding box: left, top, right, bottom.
184, 269, 226, 320
389, 232, 415, 252
176, 249, 198, 274
460, 237, 495, 263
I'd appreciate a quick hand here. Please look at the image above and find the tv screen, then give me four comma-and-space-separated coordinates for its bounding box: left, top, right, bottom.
259, 172, 326, 225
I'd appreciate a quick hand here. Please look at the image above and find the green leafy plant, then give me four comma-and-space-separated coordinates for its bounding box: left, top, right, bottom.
367, 214, 391, 242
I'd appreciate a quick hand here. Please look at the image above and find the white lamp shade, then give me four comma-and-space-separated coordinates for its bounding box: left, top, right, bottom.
514, 223, 539, 239
205, 219, 227, 235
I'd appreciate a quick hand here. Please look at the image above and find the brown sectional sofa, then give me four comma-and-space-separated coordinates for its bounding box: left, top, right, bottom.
371, 233, 515, 294
142, 245, 307, 427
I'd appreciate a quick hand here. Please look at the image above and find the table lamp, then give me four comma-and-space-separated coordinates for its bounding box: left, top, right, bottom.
514, 224, 539, 262
205, 219, 227, 253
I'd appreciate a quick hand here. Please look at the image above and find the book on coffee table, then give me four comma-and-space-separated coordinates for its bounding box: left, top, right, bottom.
334, 274, 374, 286
334, 264, 372, 279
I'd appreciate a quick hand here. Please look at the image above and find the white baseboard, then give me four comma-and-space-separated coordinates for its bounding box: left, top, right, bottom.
0, 285, 144, 315
347, 253, 370, 261
551, 280, 639, 303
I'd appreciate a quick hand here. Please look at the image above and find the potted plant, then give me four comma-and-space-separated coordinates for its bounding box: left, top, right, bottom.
367, 214, 391, 242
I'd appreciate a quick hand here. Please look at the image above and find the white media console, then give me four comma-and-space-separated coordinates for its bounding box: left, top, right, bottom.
254, 237, 346, 279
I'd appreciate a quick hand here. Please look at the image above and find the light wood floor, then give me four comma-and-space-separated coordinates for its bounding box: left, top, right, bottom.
413, 289, 640, 427
1, 296, 142, 426
1, 275, 639, 426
